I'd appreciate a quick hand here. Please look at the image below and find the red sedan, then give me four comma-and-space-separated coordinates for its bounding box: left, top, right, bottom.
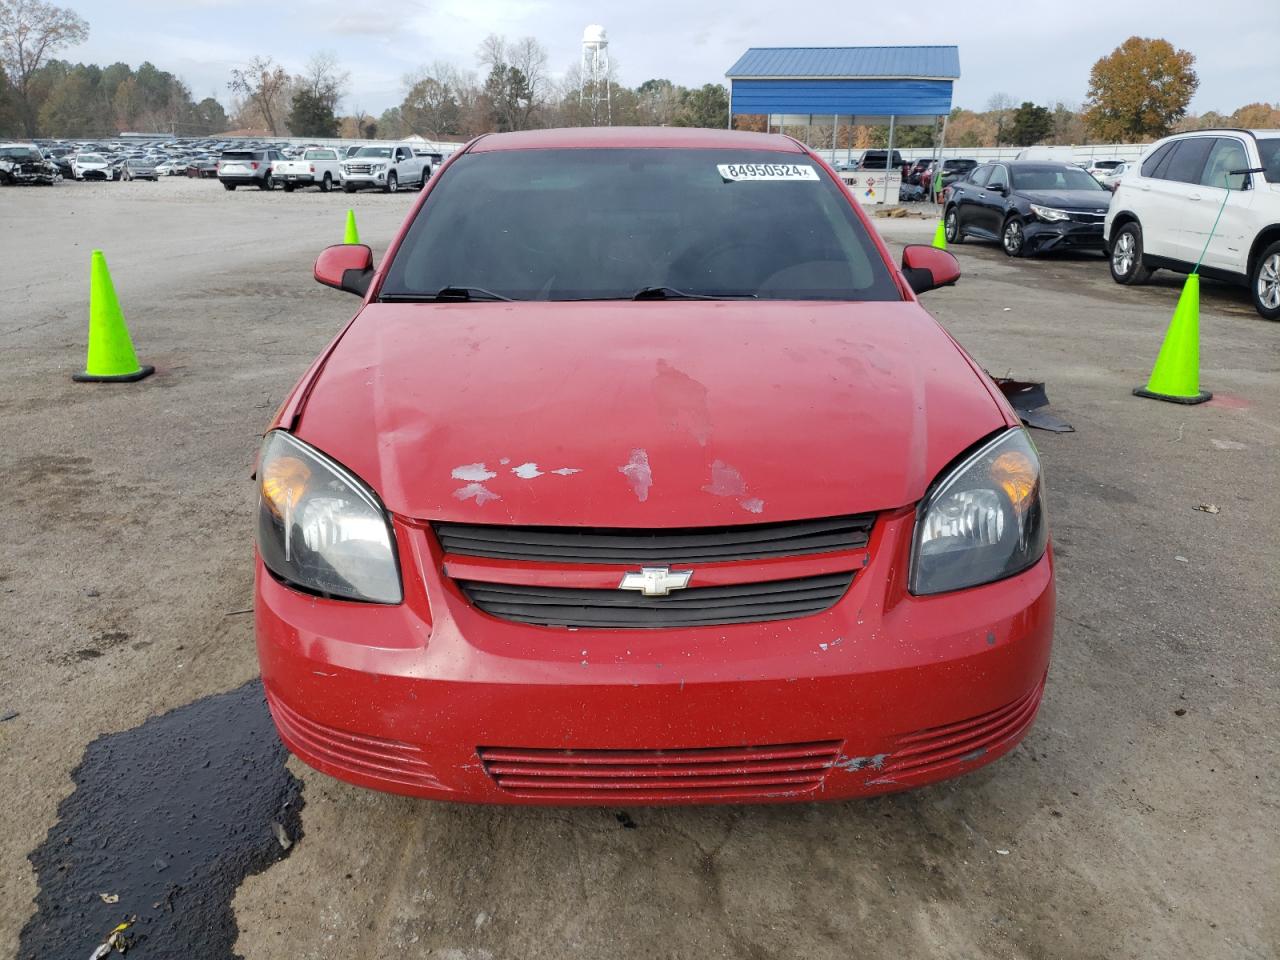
255, 127, 1054, 805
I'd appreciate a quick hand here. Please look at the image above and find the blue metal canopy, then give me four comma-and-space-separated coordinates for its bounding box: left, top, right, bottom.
725, 45, 959, 119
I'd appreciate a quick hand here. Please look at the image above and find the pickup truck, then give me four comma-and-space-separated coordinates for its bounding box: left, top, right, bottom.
274, 148, 342, 192
340, 143, 427, 193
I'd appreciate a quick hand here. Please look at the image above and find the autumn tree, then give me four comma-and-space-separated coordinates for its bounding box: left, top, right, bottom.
0, 0, 88, 135
1231, 102, 1280, 128
1008, 102, 1053, 146
946, 107, 993, 147
1083, 37, 1197, 141
228, 55, 291, 135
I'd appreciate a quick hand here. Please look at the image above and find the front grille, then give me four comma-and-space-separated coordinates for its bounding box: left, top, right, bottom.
434, 514, 875, 564
878, 677, 1046, 779
478, 740, 842, 800
1068, 211, 1107, 224
345, 163, 372, 174
458, 571, 854, 628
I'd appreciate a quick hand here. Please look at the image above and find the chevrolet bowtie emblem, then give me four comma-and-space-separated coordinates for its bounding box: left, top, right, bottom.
618, 567, 693, 597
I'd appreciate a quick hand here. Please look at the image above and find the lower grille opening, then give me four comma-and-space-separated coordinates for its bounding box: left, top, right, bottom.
881, 678, 1046, 778
457, 571, 855, 629
479, 741, 842, 799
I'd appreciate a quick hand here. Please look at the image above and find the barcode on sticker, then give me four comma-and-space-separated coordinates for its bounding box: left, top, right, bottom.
717, 163, 819, 182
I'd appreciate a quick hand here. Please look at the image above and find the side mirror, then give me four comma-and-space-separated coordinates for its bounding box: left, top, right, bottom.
901, 245, 961, 294
315, 244, 374, 297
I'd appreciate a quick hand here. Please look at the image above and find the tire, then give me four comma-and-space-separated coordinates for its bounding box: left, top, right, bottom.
320, 173, 332, 193
1109, 221, 1154, 285
259, 173, 274, 191
384, 171, 398, 194
944, 205, 963, 244
1001, 216, 1028, 258
223, 182, 236, 191
282, 182, 295, 193
1251, 240, 1280, 321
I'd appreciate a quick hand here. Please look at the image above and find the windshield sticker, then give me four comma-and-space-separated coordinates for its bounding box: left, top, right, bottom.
717, 163, 819, 182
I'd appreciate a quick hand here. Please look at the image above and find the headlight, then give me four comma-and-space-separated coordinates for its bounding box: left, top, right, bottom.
1030, 204, 1070, 223
371, 162, 386, 171
256, 431, 402, 603
910, 429, 1048, 595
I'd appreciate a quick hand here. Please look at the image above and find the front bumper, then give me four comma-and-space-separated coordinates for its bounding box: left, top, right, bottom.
341, 172, 386, 189
1025, 220, 1105, 253
256, 513, 1055, 805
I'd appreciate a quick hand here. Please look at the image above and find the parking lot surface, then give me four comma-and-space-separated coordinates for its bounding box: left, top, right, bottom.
1, 179, 1276, 959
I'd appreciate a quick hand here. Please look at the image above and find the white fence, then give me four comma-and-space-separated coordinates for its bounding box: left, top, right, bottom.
814, 142, 1150, 167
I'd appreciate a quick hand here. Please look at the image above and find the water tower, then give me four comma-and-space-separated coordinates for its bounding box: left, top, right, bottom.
579, 24, 611, 125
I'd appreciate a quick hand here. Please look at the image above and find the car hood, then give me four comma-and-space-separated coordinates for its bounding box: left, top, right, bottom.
1017, 189, 1111, 211
294, 301, 1009, 526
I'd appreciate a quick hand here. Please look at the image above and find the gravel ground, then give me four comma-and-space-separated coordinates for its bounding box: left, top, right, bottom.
0, 178, 1276, 960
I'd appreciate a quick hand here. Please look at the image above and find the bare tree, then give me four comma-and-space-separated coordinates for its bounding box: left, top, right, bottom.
228, 55, 291, 135
986, 92, 1015, 146
298, 50, 348, 113
401, 61, 464, 140
0, 0, 89, 136
476, 33, 548, 130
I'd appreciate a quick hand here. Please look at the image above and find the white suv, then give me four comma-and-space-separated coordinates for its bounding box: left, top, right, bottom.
1104, 129, 1280, 319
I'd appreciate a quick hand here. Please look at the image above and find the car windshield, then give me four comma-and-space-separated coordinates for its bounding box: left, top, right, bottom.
1012, 165, 1105, 191
78, 154, 104, 163
380, 148, 901, 302
0, 147, 40, 160
1257, 139, 1280, 184
355, 147, 393, 159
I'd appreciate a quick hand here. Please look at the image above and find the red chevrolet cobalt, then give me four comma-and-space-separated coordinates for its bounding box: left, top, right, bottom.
255, 127, 1054, 805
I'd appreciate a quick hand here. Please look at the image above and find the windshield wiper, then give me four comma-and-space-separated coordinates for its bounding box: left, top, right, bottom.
631, 286, 758, 301
381, 286, 513, 303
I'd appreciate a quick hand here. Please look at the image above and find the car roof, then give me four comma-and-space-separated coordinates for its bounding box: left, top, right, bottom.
469, 126, 805, 154
1162, 128, 1280, 139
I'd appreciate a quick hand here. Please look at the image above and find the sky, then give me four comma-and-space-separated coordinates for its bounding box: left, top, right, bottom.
65, 0, 1279, 118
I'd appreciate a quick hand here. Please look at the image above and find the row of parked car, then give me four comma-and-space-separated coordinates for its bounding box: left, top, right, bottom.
0, 136, 448, 193
832, 147, 1133, 204
214, 143, 442, 193
935, 128, 1280, 320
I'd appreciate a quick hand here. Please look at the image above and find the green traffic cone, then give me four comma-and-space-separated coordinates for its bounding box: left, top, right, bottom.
932, 221, 947, 250
1133, 274, 1211, 404
73, 250, 154, 383
344, 209, 360, 244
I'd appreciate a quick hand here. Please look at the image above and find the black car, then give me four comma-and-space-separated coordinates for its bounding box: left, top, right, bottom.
857, 149, 904, 171
936, 158, 977, 188
944, 161, 1112, 257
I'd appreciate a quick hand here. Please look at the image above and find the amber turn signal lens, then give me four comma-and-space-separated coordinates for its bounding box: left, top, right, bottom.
991, 450, 1037, 513
261, 455, 311, 517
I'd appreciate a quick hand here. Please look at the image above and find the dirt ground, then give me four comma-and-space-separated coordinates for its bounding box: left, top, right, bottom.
1, 178, 1276, 960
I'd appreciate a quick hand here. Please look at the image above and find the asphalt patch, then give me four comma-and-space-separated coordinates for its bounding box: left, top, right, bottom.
18, 680, 303, 959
